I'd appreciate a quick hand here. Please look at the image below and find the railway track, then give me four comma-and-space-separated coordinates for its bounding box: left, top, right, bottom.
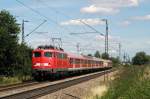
0, 69, 112, 99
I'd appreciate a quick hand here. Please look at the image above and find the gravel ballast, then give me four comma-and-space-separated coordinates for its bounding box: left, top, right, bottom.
38, 71, 117, 99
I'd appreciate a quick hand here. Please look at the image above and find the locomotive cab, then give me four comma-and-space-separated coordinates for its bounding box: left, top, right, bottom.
32, 48, 69, 80
32, 49, 54, 71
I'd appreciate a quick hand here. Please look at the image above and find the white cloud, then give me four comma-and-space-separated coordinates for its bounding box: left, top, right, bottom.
120, 20, 131, 26
60, 18, 105, 26
133, 14, 150, 20
95, 35, 105, 40
95, 35, 121, 42
6, 3, 48, 13
81, 5, 119, 14
91, 0, 139, 7
81, 0, 139, 14
109, 49, 117, 54
147, 41, 150, 44
119, 14, 150, 26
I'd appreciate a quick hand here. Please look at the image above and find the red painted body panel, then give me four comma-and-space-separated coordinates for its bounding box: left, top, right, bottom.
32, 49, 69, 70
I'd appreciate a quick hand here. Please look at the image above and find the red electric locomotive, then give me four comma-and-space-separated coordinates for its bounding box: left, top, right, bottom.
32, 47, 112, 80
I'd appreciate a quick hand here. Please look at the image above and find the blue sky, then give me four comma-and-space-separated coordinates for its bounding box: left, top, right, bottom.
0, 0, 150, 58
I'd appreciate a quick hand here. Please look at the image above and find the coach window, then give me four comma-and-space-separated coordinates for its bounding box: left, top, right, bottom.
62, 54, 67, 59
83, 60, 85, 64
65, 54, 67, 59
73, 59, 75, 64
33, 52, 41, 57
53, 52, 57, 58
44, 52, 52, 57
69, 58, 73, 64
85, 60, 87, 64
75, 59, 77, 64
61, 53, 63, 59
58, 53, 62, 59
75, 59, 79, 64
96, 61, 98, 65
78, 59, 80, 64
80, 59, 82, 64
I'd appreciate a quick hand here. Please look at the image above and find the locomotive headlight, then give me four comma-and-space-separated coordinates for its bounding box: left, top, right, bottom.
34, 63, 49, 66
34, 63, 40, 66
43, 63, 49, 66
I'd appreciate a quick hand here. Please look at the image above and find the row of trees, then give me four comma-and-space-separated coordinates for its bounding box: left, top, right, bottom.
88, 51, 109, 59
88, 51, 120, 67
91, 51, 150, 66
132, 51, 150, 65
0, 10, 32, 77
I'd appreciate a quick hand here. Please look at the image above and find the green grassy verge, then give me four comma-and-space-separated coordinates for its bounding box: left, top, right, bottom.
96, 65, 150, 99
0, 75, 32, 86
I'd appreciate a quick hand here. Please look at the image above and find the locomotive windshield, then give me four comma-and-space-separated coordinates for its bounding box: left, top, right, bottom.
33, 52, 41, 57
44, 52, 52, 57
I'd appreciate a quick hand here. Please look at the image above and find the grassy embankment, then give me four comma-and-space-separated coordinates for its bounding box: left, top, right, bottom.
93, 65, 150, 99
0, 75, 31, 86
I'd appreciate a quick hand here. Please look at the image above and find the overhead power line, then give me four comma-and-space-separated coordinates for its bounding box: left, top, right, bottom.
78, 20, 104, 36
70, 31, 101, 35
15, 0, 71, 33
37, 0, 103, 35
25, 20, 47, 38
15, 0, 56, 24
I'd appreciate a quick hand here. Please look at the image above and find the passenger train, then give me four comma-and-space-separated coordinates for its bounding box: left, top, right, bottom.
32, 47, 112, 80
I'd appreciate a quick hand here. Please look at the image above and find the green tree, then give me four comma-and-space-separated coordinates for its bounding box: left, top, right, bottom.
0, 10, 20, 75
87, 54, 92, 57
147, 55, 150, 64
110, 57, 120, 67
94, 51, 101, 58
17, 43, 32, 78
0, 10, 32, 81
132, 52, 149, 65
102, 53, 109, 59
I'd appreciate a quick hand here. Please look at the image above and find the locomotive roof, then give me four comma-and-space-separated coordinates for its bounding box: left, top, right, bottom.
33, 48, 66, 53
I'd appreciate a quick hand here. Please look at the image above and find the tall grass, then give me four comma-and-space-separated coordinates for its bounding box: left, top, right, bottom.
0, 76, 21, 86
0, 75, 32, 86
96, 65, 150, 99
